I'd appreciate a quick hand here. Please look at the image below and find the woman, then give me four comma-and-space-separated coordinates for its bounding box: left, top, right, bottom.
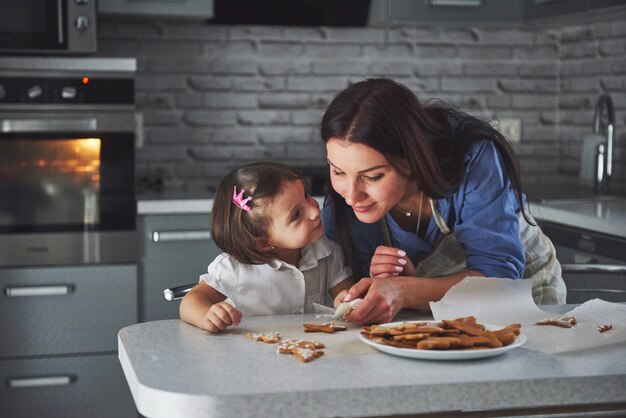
320, 78, 566, 325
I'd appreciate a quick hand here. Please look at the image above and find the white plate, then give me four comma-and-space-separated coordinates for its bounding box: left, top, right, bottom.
359, 321, 526, 361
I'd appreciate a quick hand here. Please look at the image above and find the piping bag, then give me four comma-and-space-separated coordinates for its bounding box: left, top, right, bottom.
313, 299, 363, 320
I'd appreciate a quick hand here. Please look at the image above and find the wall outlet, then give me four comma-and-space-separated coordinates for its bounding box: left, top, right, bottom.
492, 118, 522, 144
135, 111, 144, 149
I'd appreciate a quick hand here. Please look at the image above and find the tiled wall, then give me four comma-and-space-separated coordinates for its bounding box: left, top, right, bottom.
97, 18, 625, 194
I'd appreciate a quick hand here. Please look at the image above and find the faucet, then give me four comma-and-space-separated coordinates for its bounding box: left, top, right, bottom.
592, 93, 615, 194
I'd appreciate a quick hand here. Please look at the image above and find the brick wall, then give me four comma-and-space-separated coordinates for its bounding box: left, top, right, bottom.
96, 18, 625, 194
558, 21, 626, 194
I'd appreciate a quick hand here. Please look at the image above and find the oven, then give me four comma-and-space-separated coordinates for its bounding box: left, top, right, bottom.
0, 57, 137, 267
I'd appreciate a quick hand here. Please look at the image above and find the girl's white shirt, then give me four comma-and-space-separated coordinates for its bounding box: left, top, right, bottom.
199, 236, 352, 315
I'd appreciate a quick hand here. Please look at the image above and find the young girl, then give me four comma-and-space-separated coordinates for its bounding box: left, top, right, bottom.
179, 162, 355, 333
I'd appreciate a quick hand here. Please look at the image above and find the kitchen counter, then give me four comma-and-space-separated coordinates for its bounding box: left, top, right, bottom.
529, 197, 626, 239
137, 175, 625, 237
523, 176, 626, 238
118, 307, 626, 418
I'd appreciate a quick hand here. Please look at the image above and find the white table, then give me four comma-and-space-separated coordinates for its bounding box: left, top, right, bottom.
119, 308, 626, 418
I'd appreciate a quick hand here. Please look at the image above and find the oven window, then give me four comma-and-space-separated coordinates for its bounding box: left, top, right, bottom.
0, 134, 135, 233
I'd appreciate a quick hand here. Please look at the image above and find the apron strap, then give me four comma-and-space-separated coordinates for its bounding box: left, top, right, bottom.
429, 199, 451, 235
378, 217, 393, 247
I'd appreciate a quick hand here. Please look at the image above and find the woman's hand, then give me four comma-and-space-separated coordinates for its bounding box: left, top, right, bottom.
342, 270, 485, 325
201, 302, 242, 333
369, 245, 416, 277
342, 276, 407, 324
333, 289, 349, 308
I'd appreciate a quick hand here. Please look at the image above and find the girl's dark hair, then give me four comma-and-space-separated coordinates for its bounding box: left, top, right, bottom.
320, 78, 528, 276
211, 161, 303, 264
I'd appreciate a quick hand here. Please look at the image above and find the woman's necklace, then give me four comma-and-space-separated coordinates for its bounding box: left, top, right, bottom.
393, 191, 423, 234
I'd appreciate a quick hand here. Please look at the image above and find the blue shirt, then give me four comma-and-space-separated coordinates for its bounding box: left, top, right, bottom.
321, 140, 525, 279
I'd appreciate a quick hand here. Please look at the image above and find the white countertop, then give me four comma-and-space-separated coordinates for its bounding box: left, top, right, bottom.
118, 308, 626, 418
529, 197, 626, 238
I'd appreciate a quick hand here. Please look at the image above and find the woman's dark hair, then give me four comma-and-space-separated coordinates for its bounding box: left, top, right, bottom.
211, 161, 303, 264
320, 78, 528, 276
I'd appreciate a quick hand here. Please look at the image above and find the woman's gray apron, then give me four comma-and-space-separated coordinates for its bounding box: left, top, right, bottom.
379, 199, 566, 305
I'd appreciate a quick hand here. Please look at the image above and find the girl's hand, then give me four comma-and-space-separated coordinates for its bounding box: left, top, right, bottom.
342, 276, 406, 325
369, 246, 415, 277
201, 302, 242, 333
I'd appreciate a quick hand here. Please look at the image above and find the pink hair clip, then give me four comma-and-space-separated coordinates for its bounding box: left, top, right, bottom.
232, 185, 253, 212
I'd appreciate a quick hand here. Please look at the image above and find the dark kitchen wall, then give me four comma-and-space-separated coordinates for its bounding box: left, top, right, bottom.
96, 18, 625, 194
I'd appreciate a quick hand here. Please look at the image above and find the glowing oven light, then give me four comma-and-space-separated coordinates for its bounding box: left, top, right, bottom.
82, 137, 100, 152
2, 138, 101, 185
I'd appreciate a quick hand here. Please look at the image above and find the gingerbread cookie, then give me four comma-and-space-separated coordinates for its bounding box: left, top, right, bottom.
245, 332, 281, 343
292, 348, 324, 363
598, 324, 613, 333
303, 323, 347, 333
246, 333, 325, 362
277, 339, 325, 362
277, 339, 325, 353
360, 317, 521, 351
536, 316, 577, 328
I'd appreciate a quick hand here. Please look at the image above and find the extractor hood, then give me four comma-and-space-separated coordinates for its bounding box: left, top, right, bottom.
209, 0, 371, 27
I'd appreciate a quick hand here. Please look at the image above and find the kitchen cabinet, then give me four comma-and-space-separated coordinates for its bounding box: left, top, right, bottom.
98, 0, 213, 19
539, 221, 626, 304
139, 211, 219, 322
0, 355, 134, 418
523, 0, 587, 20
368, 0, 626, 26
523, 0, 626, 23
368, 0, 523, 25
0, 264, 137, 418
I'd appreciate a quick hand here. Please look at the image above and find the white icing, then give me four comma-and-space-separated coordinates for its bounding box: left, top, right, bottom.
333, 298, 363, 319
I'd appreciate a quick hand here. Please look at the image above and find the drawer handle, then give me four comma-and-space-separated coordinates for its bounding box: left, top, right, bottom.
569, 288, 626, 295
561, 264, 626, 274
4, 285, 74, 297
7, 375, 75, 388
152, 230, 212, 243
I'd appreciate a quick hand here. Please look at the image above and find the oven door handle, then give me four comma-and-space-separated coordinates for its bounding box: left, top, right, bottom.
7, 375, 75, 388
1, 118, 97, 133
4, 285, 75, 297
152, 230, 212, 243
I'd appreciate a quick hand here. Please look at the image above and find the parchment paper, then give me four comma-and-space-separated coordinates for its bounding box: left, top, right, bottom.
430, 277, 626, 353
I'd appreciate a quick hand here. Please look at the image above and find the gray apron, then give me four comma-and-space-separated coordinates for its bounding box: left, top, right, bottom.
379, 199, 566, 305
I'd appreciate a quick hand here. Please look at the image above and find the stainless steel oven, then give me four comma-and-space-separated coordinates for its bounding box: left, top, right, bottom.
0, 57, 136, 266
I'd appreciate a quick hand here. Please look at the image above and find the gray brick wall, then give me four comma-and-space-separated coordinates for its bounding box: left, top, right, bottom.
96, 18, 625, 194
558, 20, 626, 195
